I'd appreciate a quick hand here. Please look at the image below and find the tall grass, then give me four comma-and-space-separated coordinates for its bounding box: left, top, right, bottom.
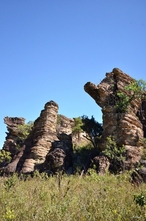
0, 172, 146, 221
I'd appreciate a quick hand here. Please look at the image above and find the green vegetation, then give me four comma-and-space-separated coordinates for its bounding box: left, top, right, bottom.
17, 121, 34, 141
57, 114, 62, 125
134, 190, 146, 207
0, 150, 12, 164
72, 115, 102, 149
0, 173, 146, 221
73, 142, 96, 173
81, 115, 102, 149
103, 136, 126, 173
116, 79, 146, 113
72, 117, 83, 140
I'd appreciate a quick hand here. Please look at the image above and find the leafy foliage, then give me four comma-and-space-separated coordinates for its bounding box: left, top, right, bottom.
73, 142, 96, 173
134, 191, 146, 207
103, 136, 126, 173
116, 92, 130, 113
0, 150, 11, 164
81, 115, 102, 149
17, 121, 34, 140
72, 117, 83, 139
3, 174, 18, 191
116, 79, 146, 113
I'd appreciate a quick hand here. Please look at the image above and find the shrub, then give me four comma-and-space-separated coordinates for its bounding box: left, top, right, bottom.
0, 150, 12, 164
116, 79, 146, 113
134, 191, 146, 207
17, 121, 34, 141
103, 136, 126, 173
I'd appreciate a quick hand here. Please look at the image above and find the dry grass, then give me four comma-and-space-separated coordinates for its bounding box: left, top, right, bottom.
0, 171, 146, 221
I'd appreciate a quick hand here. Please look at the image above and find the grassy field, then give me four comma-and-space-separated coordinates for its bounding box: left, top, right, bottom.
0, 171, 146, 221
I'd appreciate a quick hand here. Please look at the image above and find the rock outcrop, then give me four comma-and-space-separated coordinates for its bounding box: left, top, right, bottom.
44, 134, 73, 174
56, 114, 74, 135
56, 114, 88, 145
93, 155, 110, 175
2, 101, 74, 174
2, 68, 146, 177
18, 101, 59, 173
3, 117, 25, 157
84, 68, 144, 169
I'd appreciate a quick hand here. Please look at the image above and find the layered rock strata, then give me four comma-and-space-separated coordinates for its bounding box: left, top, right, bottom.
19, 101, 59, 173
84, 68, 144, 168
3, 117, 25, 157
3, 101, 74, 174
56, 114, 74, 135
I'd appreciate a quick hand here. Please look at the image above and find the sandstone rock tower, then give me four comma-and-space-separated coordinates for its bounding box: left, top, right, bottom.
84, 68, 144, 168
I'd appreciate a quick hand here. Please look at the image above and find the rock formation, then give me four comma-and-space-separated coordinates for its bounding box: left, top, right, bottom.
44, 134, 73, 174
2, 101, 74, 174
56, 114, 74, 135
19, 100, 59, 173
2, 68, 146, 177
93, 155, 110, 175
3, 117, 25, 158
137, 99, 146, 137
56, 114, 88, 145
84, 68, 144, 169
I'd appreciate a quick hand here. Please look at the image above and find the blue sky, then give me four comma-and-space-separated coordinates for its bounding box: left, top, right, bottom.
0, 0, 146, 148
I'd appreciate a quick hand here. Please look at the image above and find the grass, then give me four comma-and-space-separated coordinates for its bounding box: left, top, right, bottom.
0, 171, 146, 221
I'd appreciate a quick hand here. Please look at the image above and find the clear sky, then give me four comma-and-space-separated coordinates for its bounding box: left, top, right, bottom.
0, 0, 146, 149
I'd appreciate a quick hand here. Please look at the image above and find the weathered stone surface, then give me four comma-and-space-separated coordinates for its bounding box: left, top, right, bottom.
84, 68, 144, 168
3, 117, 25, 157
93, 155, 110, 175
44, 135, 73, 173
3, 148, 24, 174
57, 114, 74, 135
56, 114, 88, 145
138, 167, 146, 183
137, 99, 146, 137
19, 101, 59, 173
2, 102, 86, 174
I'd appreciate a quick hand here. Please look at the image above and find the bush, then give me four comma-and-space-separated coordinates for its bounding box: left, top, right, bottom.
116, 79, 146, 113
103, 136, 126, 173
17, 121, 34, 141
0, 150, 11, 164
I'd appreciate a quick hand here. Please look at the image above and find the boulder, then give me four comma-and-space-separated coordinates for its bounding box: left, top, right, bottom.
93, 155, 110, 175
44, 134, 73, 173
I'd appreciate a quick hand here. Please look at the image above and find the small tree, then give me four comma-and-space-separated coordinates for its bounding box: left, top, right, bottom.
116, 79, 146, 113
81, 115, 102, 149
72, 117, 83, 140
17, 121, 34, 141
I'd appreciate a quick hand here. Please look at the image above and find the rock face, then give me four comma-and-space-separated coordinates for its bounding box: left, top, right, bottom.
2, 101, 74, 174
56, 114, 88, 145
93, 155, 110, 175
56, 114, 74, 135
44, 134, 73, 174
19, 101, 59, 173
84, 68, 144, 168
3, 117, 25, 157
137, 99, 146, 137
